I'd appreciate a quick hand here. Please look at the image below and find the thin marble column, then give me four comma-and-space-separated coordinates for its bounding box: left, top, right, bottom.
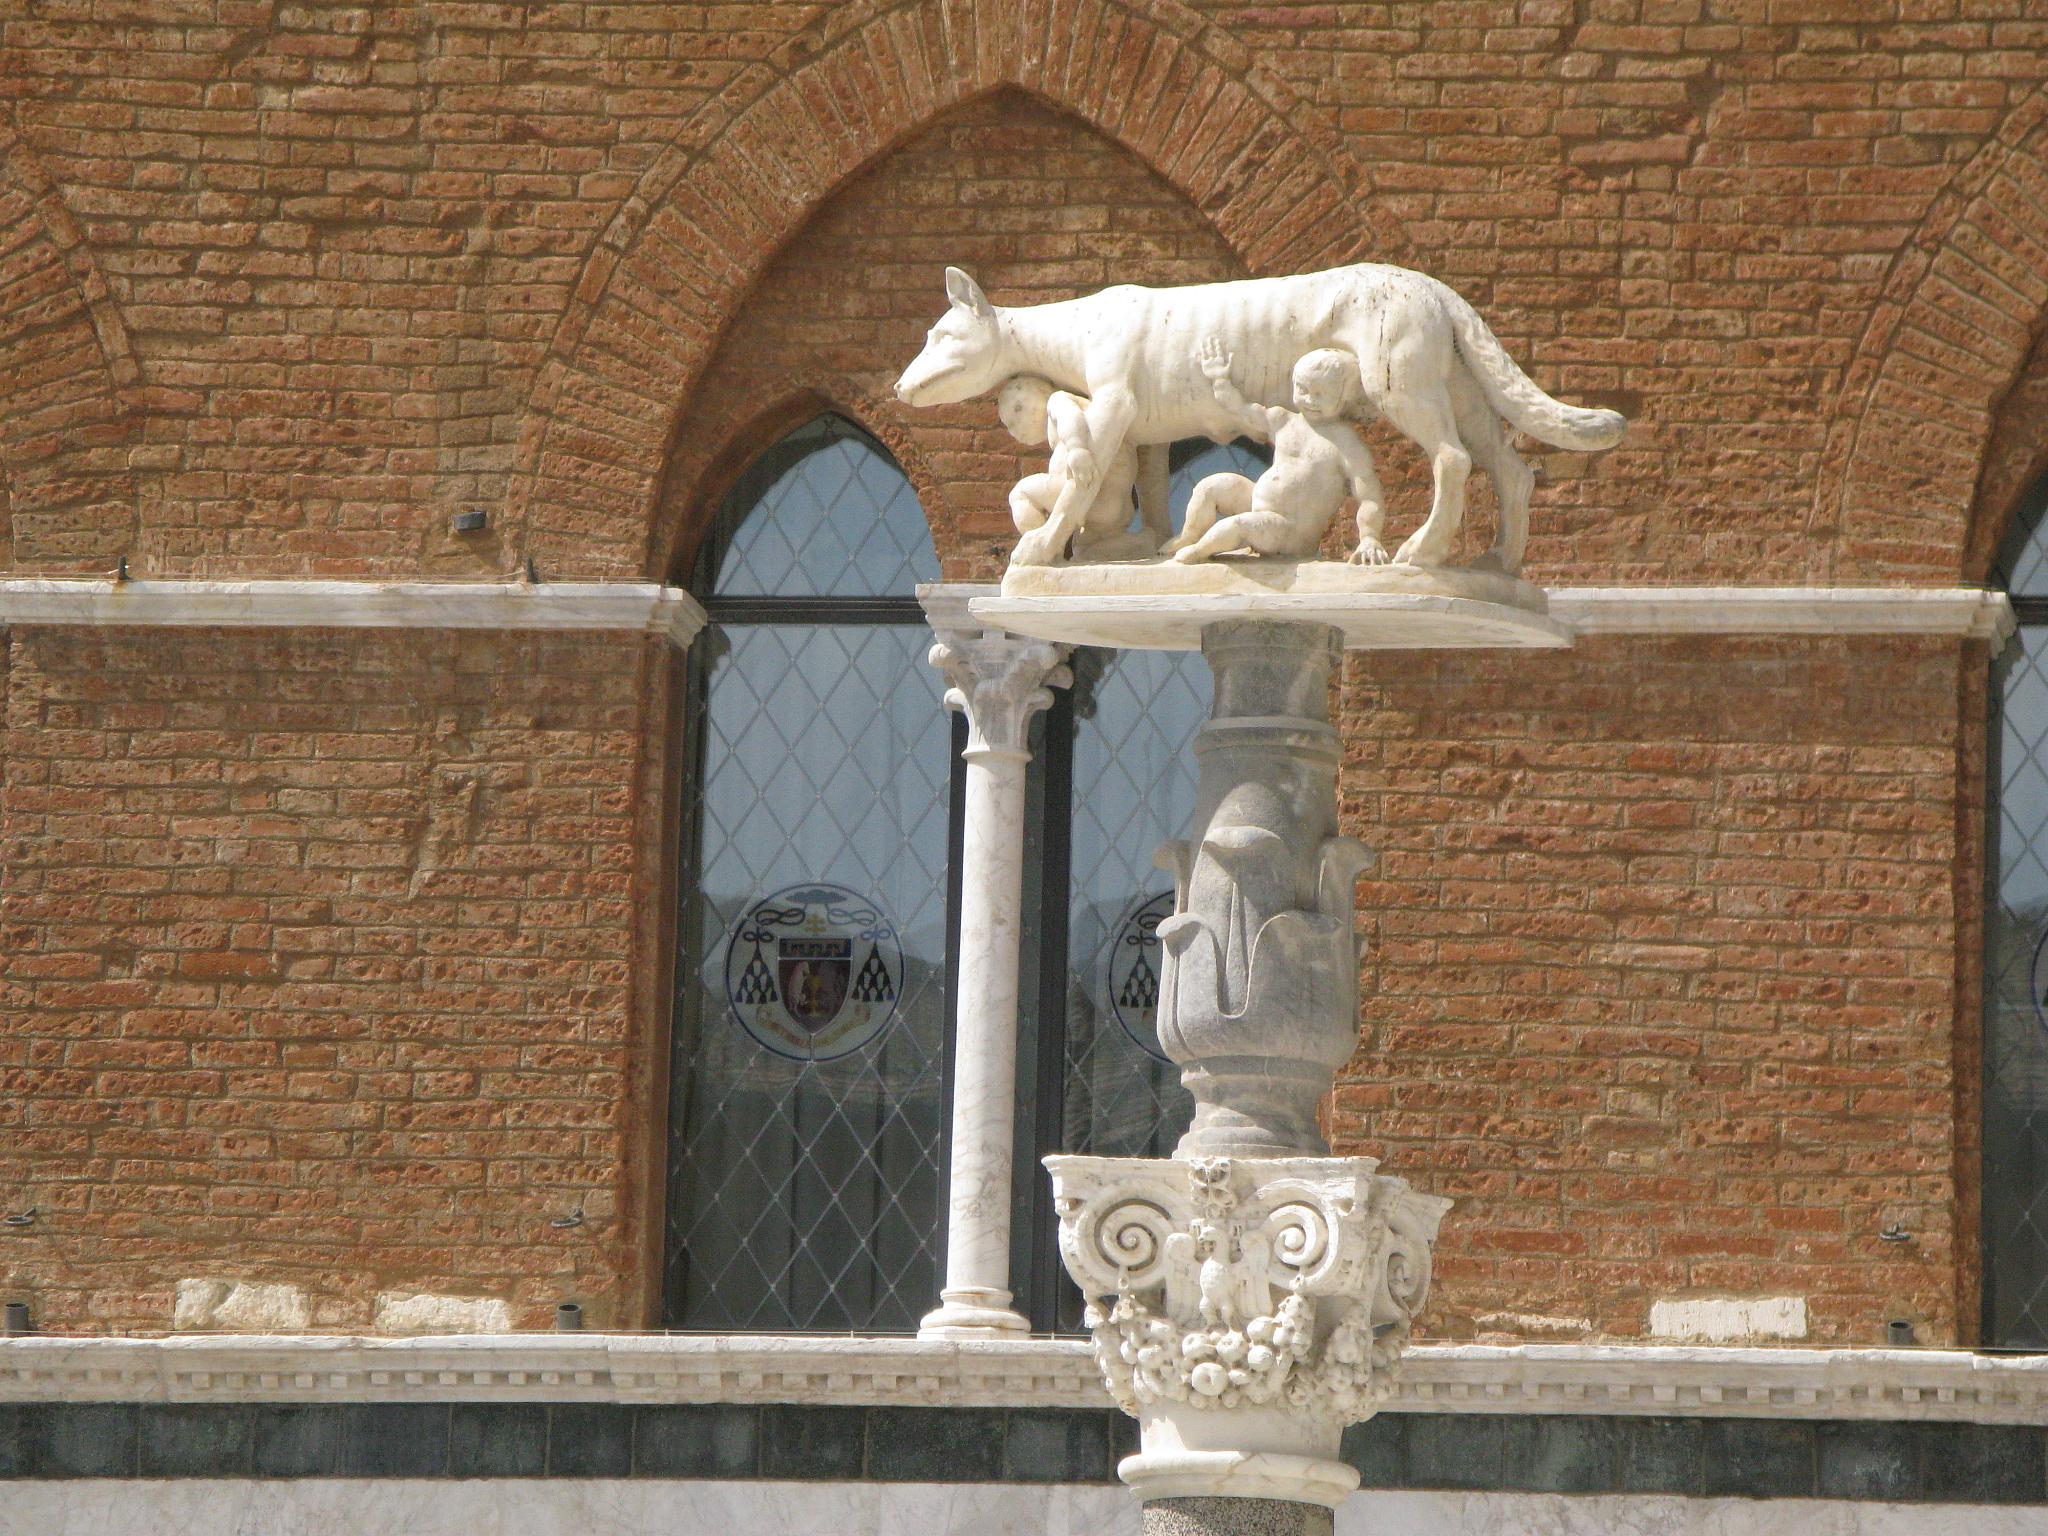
917, 623, 1070, 1339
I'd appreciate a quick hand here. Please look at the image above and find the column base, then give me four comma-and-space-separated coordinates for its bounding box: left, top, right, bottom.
1121, 1449, 1360, 1509
1142, 1495, 1336, 1536
916, 1289, 1030, 1339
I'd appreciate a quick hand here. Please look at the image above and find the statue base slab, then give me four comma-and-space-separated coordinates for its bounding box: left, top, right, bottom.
980, 558, 1567, 650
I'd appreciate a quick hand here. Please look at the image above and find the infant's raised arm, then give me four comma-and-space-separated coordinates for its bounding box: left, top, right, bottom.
1199, 337, 1282, 443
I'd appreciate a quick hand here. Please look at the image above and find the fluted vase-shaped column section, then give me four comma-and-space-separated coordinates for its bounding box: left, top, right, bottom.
1153, 621, 1369, 1158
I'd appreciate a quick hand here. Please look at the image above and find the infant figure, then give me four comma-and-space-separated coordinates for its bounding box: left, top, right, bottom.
997, 376, 1154, 565
1162, 339, 1389, 566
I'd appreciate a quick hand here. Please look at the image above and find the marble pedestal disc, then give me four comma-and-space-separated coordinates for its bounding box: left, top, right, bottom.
976, 558, 1570, 651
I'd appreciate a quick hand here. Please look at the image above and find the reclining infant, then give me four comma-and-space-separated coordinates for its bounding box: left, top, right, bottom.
1162, 339, 1388, 566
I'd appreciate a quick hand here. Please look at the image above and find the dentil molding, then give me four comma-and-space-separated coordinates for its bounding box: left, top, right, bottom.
1, 1336, 2042, 1424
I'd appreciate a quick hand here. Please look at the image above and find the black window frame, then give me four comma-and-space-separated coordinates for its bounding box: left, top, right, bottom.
1983, 471, 2048, 1348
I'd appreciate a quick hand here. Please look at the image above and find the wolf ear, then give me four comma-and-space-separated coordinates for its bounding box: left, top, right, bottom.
944, 266, 994, 320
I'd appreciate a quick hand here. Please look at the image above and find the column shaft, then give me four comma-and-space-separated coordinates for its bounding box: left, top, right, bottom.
1143, 1498, 1335, 1536
918, 628, 1068, 1340
929, 744, 1029, 1330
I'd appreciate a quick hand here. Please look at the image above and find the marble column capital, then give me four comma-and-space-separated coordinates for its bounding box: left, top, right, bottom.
927, 630, 1072, 761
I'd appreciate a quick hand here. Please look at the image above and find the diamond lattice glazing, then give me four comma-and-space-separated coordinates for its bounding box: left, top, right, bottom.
1061, 646, 1209, 1158
1988, 622, 2048, 1345
667, 622, 950, 1333
709, 417, 942, 599
666, 415, 948, 1334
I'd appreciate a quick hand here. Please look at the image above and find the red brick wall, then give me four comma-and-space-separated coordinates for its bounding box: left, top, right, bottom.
1338, 636, 1968, 1342
0, 2, 2041, 581
0, 627, 671, 1330
0, 1, 2039, 1337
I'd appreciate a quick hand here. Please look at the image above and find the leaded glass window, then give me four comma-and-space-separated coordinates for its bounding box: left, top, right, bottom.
665, 415, 947, 1332
1986, 472, 2048, 1345
667, 424, 1279, 1334
1059, 647, 1206, 1159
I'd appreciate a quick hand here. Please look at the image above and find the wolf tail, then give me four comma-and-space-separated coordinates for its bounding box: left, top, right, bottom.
1438, 283, 1626, 452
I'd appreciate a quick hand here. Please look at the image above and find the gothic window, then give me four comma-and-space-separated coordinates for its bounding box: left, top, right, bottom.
664, 415, 948, 1332
666, 423, 1269, 1334
1987, 473, 2048, 1346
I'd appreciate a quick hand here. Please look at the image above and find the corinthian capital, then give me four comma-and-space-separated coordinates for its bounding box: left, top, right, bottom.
927, 632, 1072, 761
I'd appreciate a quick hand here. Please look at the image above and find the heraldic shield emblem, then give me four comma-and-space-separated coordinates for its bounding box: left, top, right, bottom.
723, 883, 902, 1061
1106, 889, 1175, 1064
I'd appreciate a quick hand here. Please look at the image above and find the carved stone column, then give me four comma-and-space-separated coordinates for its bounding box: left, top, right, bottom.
918, 627, 1071, 1339
1045, 1152, 1449, 1516
1157, 620, 1368, 1158
1045, 616, 1450, 1518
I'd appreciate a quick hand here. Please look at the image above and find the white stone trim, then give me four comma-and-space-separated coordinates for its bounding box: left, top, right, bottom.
1, 1336, 2043, 1424
915, 583, 986, 637
0, 579, 708, 649
1550, 586, 2014, 644
0, 1484, 2032, 1536
0, 581, 2006, 651
922, 583, 2015, 647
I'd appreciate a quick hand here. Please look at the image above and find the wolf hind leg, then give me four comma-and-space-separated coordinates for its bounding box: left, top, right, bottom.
1374, 366, 1471, 569
1448, 370, 1533, 574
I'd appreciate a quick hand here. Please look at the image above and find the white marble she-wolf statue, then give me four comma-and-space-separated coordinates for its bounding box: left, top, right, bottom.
895, 264, 1626, 573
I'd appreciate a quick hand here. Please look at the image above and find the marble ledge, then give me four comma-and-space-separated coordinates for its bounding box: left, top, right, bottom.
1, 1485, 2041, 1536
923, 582, 2015, 646
0, 579, 708, 649
0, 1337, 2042, 1424
0, 580, 2010, 650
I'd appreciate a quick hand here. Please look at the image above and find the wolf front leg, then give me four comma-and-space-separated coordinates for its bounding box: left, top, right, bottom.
1136, 444, 1171, 550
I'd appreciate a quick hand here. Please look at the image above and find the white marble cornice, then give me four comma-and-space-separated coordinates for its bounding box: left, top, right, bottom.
915, 582, 993, 637
0, 579, 708, 649
1, 1337, 2042, 1424
0, 581, 2008, 651
1549, 586, 2015, 645
920, 582, 2015, 647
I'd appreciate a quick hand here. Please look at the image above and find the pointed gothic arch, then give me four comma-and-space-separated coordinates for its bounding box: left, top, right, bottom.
507, 0, 1390, 578
0, 117, 142, 570
656, 377, 950, 587
1823, 81, 2048, 583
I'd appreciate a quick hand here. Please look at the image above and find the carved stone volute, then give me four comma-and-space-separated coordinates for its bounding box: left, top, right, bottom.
928, 633, 1071, 761
1045, 1153, 1451, 1498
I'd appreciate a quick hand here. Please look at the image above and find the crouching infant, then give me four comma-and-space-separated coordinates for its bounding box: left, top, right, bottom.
1162, 339, 1389, 566
998, 375, 1155, 565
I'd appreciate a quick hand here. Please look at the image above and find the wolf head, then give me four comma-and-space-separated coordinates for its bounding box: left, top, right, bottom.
895, 267, 1007, 407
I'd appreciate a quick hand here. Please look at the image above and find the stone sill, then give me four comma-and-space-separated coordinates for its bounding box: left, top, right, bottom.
0, 580, 2011, 647
0, 579, 708, 648
928, 581, 2015, 644
1, 1336, 2041, 1423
